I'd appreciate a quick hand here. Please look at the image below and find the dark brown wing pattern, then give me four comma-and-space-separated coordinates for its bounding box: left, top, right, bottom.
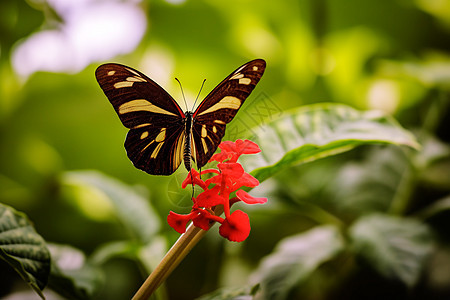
192, 59, 266, 167
95, 63, 186, 175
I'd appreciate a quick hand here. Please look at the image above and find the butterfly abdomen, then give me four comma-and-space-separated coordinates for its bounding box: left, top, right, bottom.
183, 112, 193, 171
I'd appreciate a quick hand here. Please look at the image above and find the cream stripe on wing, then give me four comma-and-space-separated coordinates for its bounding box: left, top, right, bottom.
132, 123, 152, 129
239, 78, 251, 85
201, 125, 207, 137
201, 138, 208, 154
155, 128, 166, 142
114, 81, 134, 88
126, 76, 146, 82
151, 142, 164, 158
125, 68, 141, 76
118, 99, 177, 116
114, 76, 146, 88
173, 133, 185, 168
141, 140, 155, 152
230, 73, 244, 80
191, 133, 196, 162
198, 96, 241, 116
140, 131, 149, 139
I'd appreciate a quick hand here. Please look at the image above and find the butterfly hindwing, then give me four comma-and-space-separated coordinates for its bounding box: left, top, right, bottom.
191, 119, 226, 167
192, 59, 266, 167
125, 123, 185, 175
95, 63, 185, 175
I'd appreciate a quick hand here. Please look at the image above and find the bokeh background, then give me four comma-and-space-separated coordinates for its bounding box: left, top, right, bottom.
1, 0, 450, 299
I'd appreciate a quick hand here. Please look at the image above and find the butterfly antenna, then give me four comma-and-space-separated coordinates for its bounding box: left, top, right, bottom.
175, 78, 188, 111
192, 79, 206, 110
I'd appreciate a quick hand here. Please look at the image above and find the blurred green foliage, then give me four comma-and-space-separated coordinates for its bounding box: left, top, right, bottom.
1, 0, 450, 299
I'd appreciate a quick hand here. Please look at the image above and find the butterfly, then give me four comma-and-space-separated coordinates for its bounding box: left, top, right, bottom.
95, 59, 266, 175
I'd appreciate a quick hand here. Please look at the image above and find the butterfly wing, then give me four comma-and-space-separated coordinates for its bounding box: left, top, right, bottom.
192, 59, 266, 167
124, 122, 185, 175
95, 63, 186, 175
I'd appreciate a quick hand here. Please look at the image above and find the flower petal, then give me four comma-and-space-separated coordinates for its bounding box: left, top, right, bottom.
201, 169, 220, 176
196, 186, 224, 207
234, 172, 259, 189
167, 211, 193, 234
219, 210, 251, 242
192, 212, 212, 231
204, 173, 222, 187
209, 151, 230, 163
182, 169, 207, 190
218, 141, 237, 153
191, 208, 224, 230
218, 162, 244, 178
236, 190, 267, 204
236, 139, 261, 154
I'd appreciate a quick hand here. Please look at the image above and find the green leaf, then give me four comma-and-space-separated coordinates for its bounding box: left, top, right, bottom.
251, 225, 344, 300
417, 133, 450, 189
196, 285, 255, 300
89, 240, 141, 266
241, 103, 419, 182
349, 213, 433, 287
415, 194, 450, 220
47, 244, 104, 300
415, 133, 450, 168
326, 146, 407, 214
0, 203, 51, 299
63, 171, 160, 244
379, 54, 450, 88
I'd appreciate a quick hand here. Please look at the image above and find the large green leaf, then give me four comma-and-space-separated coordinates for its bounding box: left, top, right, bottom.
241, 103, 419, 182
349, 213, 433, 287
196, 285, 256, 300
0, 203, 51, 299
251, 225, 344, 300
88, 237, 167, 273
63, 171, 160, 244
325, 145, 408, 214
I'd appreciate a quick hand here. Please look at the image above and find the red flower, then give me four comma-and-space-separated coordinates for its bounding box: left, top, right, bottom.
167, 211, 194, 234
210, 139, 261, 164
166, 139, 267, 242
236, 190, 268, 204
219, 210, 251, 242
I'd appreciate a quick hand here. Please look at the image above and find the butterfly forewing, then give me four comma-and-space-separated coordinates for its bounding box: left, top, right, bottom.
192, 59, 266, 167
95, 63, 185, 128
95, 63, 186, 175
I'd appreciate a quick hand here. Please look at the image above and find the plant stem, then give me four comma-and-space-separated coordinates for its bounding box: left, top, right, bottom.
132, 224, 205, 300
132, 206, 224, 300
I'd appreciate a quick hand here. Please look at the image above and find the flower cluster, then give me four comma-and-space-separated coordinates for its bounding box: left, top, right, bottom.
167, 139, 267, 242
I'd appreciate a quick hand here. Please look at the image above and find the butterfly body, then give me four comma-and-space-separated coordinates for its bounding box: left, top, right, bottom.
95, 59, 266, 175
183, 111, 193, 172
